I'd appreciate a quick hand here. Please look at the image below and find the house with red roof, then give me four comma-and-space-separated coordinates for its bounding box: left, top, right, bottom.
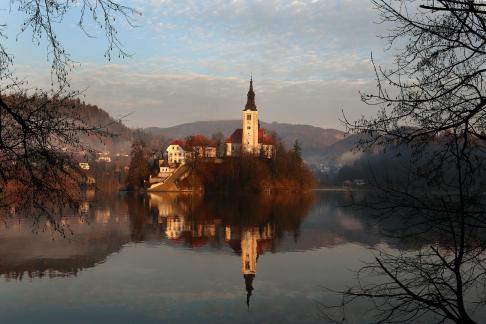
165, 135, 217, 166
226, 77, 274, 158
166, 140, 189, 165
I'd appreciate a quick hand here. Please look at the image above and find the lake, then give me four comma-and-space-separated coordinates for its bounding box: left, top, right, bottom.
0, 190, 477, 323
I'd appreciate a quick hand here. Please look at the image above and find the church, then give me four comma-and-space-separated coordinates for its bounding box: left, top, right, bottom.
225, 78, 274, 158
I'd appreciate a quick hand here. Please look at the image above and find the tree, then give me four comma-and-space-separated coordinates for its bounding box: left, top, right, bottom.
292, 140, 302, 163
258, 144, 266, 160
0, 1, 137, 220
330, 1, 486, 323
125, 140, 150, 190
211, 132, 224, 157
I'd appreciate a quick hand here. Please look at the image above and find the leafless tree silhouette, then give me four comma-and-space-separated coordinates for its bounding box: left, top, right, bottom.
0, 1, 138, 232
323, 1, 486, 323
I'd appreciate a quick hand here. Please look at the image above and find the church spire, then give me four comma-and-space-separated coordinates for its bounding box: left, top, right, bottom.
244, 75, 257, 111
244, 273, 255, 309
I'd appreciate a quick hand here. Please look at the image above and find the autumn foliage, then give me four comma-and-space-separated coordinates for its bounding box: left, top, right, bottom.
191, 142, 315, 192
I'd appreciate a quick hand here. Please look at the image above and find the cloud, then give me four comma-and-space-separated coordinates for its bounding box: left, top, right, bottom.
8, 0, 387, 129
137, 0, 386, 81
75, 64, 378, 129
14, 61, 378, 129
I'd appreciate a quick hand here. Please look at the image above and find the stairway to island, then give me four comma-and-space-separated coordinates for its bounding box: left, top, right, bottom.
148, 164, 191, 192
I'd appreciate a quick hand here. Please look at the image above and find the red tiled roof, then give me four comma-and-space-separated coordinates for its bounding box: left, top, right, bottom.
189, 237, 209, 248
257, 238, 273, 253
186, 134, 215, 147
225, 128, 274, 145
226, 239, 241, 253
259, 129, 274, 145
170, 140, 186, 146
226, 129, 243, 144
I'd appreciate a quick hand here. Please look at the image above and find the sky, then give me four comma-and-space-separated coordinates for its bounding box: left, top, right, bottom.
2, 0, 391, 129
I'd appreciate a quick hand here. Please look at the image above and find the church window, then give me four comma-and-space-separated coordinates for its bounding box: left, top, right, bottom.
247, 114, 251, 121
247, 126, 251, 130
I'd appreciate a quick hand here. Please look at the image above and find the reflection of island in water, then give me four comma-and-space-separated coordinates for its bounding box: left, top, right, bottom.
0, 191, 411, 305
147, 192, 313, 307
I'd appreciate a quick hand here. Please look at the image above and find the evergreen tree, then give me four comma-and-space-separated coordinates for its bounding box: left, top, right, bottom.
211, 132, 224, 157
292, 140, 302, 163
126, 140, 150, 190
259, 145, 266, 160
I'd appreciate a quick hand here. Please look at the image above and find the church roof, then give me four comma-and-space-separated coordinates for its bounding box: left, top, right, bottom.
226, 129, 243, 144
244, 77, 257, 111
225, 128, 274, 145
227, 239, 242, 253
259, 129, 274, 145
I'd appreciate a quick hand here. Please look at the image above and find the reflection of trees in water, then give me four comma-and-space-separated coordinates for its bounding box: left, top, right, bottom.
2, 190, 443, 288
122, 191, 451, 252
322, 192, 486, 324
0, 193, 131, 281
149, 192, 314, 308
0, 192, 316, 283
1, 254, 112, 281
142, 192, 315, 248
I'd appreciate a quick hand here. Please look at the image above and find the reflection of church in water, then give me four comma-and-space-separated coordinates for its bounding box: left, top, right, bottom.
225, 225, 273, 308
157, 194, 273, 308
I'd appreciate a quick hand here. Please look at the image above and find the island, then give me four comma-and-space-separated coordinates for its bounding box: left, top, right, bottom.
145, 78, 314, 193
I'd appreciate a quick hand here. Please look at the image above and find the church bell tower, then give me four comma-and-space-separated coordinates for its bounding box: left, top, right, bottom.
242, 77, 259, 153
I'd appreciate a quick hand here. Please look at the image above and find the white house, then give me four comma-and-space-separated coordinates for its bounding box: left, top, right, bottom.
159, 160, 175, 178
166, 136, 217, 166
166, 140, 188, 165
165, 215, 185, 240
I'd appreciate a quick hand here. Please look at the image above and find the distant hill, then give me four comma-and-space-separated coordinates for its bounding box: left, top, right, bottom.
70, 99, 134, 153
145, 120, 345, 159
72, 102, 358, 164
316, 133, 366, 165
6, 95, 358, 167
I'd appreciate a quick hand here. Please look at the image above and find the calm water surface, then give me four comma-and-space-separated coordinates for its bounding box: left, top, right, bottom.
0, 191, 417, 323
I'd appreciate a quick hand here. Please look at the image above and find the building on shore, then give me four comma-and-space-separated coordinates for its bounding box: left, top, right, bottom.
166, 140, 189, 165
166, 135, 217, 167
